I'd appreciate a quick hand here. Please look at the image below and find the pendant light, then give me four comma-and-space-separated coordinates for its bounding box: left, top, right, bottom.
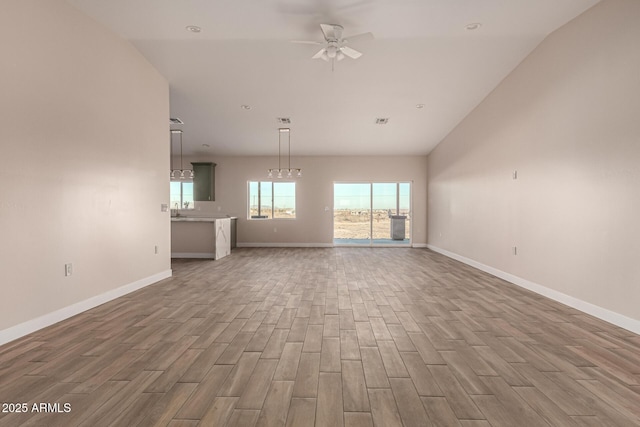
268, 128, 302, 179
170, 130, 194, 180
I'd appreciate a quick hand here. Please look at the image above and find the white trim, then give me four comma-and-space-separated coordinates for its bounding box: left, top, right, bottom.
171, 252, 215, 258
427, 245, 640, 335
0, 269, 172, 346
238, 243, 334, 248
412, 243, 428, 248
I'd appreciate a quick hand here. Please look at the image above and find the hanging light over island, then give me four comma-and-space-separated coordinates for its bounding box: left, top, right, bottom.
268, 128, 302, 179
170, 129, 194, 180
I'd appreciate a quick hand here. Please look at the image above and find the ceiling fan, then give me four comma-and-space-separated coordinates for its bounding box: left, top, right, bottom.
293, 24, 373, 70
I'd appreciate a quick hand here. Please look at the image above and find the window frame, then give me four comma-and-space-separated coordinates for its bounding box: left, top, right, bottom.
248, 180, 296, 220
170, 180, 195, 210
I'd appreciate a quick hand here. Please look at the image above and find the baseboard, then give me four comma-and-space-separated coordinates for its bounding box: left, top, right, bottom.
171, 252, 215, 258
237, 243, 334, 248
0, 269, 172, 346
412, 243, 428, 248
427, 245, 640, 335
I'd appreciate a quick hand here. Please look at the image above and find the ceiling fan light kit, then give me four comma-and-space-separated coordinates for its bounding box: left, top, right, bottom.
268, 128, 302, 179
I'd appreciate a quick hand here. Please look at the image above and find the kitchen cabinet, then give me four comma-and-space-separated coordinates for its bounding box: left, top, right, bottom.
192, 162, 216, 201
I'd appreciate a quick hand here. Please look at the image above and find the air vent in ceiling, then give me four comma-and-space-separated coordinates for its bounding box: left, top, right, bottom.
169, 117, 184, 124
375, 118, 389, 124
277, 117, 291, 124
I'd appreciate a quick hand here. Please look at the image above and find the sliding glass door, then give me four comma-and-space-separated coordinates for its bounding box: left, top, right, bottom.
334, 183, 371, 244
334, 182, 411, 246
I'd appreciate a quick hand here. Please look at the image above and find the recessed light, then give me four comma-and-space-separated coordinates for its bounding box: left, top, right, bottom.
186, 25, 201, 33
465, 23, 482, 31
416, 104, 425, 109
241, 105, 251, 110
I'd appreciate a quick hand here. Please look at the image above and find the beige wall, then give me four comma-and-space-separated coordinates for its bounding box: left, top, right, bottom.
0, 1, 170, 337
175, 155, 428, 245
428, 0, 640, 326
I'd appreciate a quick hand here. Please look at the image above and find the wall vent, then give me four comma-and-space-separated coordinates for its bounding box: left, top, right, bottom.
375, 118, 389, 124
169, 117, 184, 124
277, 117, 291, 124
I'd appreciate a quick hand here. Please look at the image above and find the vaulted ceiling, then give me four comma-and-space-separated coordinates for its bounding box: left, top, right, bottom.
68, 0, 599, 156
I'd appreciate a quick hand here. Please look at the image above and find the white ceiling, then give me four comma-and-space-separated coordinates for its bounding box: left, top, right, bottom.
67, 0, 599, 156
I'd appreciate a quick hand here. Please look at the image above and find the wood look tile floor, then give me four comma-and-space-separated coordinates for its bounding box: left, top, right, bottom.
1, 248, 639, 426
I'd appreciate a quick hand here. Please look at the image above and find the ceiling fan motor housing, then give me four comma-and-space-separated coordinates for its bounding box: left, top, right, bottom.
326, 43, 338, 58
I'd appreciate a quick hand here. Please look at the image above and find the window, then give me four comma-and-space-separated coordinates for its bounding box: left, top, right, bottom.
170, 181, 194, 210
248, 181, 296, 219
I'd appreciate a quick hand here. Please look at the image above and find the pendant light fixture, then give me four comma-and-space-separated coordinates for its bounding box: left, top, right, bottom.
170, 129, 194, 180
268, 128, 302, 179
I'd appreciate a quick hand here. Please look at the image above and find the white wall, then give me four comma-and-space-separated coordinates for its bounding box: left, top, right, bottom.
428, 0, 640, 329
174, 155, 428, 246
0, 0, 171, 341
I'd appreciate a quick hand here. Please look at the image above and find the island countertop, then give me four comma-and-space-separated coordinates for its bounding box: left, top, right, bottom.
171, 216, 238, 222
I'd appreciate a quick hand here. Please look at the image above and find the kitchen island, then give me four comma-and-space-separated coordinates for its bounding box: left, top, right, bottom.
171, 217, 233, 260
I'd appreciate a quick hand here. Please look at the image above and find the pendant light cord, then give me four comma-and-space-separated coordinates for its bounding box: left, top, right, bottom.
288, 130, 291, 170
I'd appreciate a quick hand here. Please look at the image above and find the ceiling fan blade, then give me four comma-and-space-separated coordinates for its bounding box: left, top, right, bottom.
342, 32, 374, 44
312, 48, 329, 61
340, 46, 362, 59
320, 23, 343, 40
291, 40, 323, 45
333, 25, 343, 41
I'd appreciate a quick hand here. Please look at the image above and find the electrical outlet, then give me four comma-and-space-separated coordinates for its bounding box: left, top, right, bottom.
65, 263, 73, 276
161, 204, 168, 212
273, 228, 277, 233
512, 170, 518, 180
